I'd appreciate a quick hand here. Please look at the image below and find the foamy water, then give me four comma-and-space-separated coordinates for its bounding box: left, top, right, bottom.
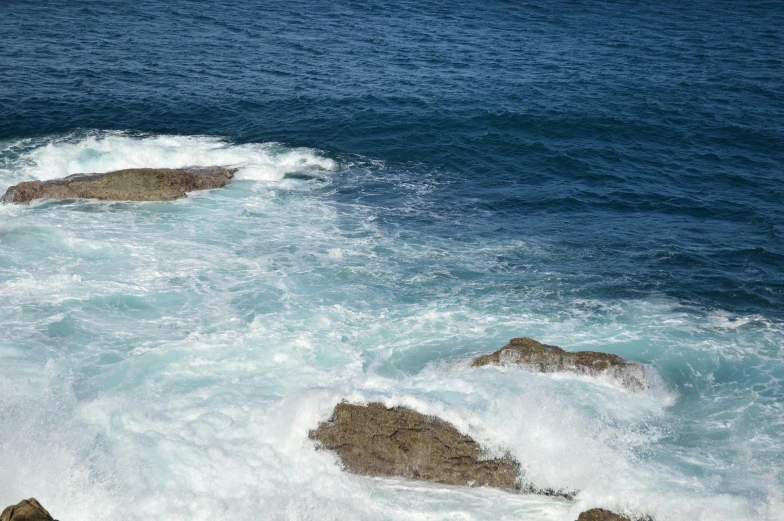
0, 131, 336, 186
1, 133, 782, 521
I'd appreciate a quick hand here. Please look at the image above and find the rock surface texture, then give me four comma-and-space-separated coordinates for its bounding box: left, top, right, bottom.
310, 402, 520, 489
576, 508, 632, 521
1, 166, 236, 203
0, 499, 56, 521
472, 337, 648, 390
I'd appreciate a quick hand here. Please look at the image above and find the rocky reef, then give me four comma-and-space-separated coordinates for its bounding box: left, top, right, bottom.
1, 166, 236, 203
308, 337, 651, 495
576, 508, 633, 521
11, 338, 652, 519
1, 499, 56, 521
1, 495, 636, 521
310, 402, 520, 489
472, 337, 648, 390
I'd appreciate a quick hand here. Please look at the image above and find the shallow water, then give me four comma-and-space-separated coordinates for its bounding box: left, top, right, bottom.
1, 2, 783, 520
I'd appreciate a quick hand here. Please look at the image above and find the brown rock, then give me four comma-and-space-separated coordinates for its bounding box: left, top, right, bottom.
0, 499, 56, 521
472, 338, 648, 390
576, 508, 632, 521
1, 166, 236, 203
309, 402, 520, 490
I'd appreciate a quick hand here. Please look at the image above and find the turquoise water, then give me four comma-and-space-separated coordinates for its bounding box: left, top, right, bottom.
1, 2, 783, 520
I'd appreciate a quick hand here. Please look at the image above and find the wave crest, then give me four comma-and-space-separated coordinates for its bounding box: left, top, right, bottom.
0, 131, 337, 190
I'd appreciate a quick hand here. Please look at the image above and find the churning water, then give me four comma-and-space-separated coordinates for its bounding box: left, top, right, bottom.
1, 2, 782, 521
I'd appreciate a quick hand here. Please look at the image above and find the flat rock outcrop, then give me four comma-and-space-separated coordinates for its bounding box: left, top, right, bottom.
1, 499, 56, 521
472, 338, 648, 390
310, 402, 520, 489
1, 166, 236, 203
576, 508, 632, 521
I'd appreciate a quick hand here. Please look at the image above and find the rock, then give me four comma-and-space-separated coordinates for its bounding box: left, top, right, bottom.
472, 338, 648, 390
576, 508, 632, 521
310, 402, 520, 490
0, 499, 56, 521
1, 166, 236, 203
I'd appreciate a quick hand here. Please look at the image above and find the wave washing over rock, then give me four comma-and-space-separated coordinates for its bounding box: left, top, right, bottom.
310, 402, 521, 490
1, 167, 236, 203
1, 131, 782, 521
472, 338, 650, 390
0, 131, 337, 190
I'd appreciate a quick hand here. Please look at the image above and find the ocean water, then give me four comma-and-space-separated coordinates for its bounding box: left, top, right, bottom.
1, 2, 783, 521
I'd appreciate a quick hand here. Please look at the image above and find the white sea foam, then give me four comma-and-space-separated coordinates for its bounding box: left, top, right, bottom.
0, 131, 336, 190
1, 132, 782, 521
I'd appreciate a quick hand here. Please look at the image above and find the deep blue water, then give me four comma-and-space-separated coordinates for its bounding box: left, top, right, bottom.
2, 0, 783, 319
1, 1, 783, 521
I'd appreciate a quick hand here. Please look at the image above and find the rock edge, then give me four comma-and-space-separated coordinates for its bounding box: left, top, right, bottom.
1, 498, 56, 521
310, 402, 521, 490
576, 508, 637, 521
1, 166, 237, 203
472, 337, 648, 390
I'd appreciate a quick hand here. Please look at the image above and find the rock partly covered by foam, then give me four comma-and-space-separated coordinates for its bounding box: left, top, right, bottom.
472, 338, 648, 390
1, 167, 236, 203
576, 508, 633, 521
310, 402, 520, 489
1, 499, 56, 521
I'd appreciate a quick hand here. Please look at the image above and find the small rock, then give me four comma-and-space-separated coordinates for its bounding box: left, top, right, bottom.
472, 338, 648, 390
310, 402, 520, 489
0, 499, 56, 521
1, 166, 236, 203
576, 508, 632, 521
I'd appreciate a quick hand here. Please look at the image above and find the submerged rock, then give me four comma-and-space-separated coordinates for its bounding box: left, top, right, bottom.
472, 338, 648, 390
576, 508, 632, 521
1, 166, 236, 203
0, 499, 56, 521
310, 402, 520, 490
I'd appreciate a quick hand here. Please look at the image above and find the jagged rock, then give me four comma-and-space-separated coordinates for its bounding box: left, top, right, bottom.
0, 499, 56, 521
576, 508, 632, 521
310, 402, 520, 489
1, 166, 236, 203
472, 338, 648, 390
